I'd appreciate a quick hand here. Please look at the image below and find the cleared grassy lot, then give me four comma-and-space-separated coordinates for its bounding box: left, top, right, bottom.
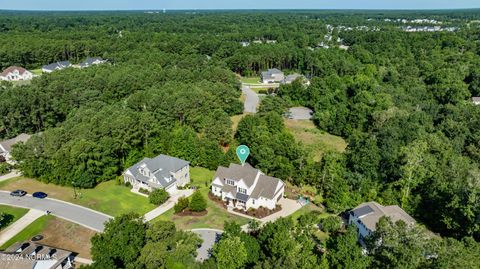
284, 119, 347, 162
0, 177, 155, 216
0, 205, 29, 230
0, 215, 96, 258
154, 167, 249, 230
240, 76, 261, 84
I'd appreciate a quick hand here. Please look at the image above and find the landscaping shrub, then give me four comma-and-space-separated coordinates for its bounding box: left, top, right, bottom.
0, 163, 11, 176
139, 188, 150, 195
125, 181, 132, 188
174, 196, 189, 213
189, 191, 207, 212
319, 215, 342, 233
149, 189, 169, 205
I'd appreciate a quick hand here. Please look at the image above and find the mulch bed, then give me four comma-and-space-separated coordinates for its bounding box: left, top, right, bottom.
174, 209, 208, 217
233, 205, 282, 219
208, 192, 227, 209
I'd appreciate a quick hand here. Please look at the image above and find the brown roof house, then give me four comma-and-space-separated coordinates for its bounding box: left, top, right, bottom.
348, 201, 416, 244
211, 163, 284, 211
0, 241, 75, 269
0, 133, 31, 163
0, 66, 33, 81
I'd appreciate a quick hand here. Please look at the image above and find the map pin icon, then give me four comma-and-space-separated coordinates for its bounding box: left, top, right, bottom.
236, 145, 250, 166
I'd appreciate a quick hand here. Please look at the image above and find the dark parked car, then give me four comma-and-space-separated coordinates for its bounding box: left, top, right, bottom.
32, 192, 47, 199
10, 190, 27, 197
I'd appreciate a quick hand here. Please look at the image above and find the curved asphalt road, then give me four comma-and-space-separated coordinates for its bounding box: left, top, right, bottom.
0, 191, 112, 232
242, 86, 260, 113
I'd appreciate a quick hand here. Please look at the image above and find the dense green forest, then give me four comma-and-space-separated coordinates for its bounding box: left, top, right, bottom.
1, 9, 479, 268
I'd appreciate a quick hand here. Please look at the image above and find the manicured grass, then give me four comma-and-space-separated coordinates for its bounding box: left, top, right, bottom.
31, 69, 43, 76
0, 178, 155, 216
250, 87, 270, 94
154, 167, 249, 230
240, 76, 261, 84
154, 187, 249, 230
284, 119, 347, 162
0, 215, 54, 250
190, 167, 215, 188
0, 205, 29, 230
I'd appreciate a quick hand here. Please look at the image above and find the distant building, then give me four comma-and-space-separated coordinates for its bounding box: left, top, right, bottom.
79, 57, 106, 68
0, 133, 31, 163
349, 202, 416, 245
0, 241, 74, 269
472, 97, 480, 105
261, 68, 284, 84
339, 45, 350, 50
0, 66, 33, 81
211, 163, 284, 211
42, 61, 72, 73
240, 41, 250, 47
282, 73, 310, 86
124, 154, 190, 194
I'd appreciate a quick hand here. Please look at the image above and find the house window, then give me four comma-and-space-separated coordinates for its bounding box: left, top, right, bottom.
252, 199, 255, 205
238, 188, 247, 194
226, 179, 235, 186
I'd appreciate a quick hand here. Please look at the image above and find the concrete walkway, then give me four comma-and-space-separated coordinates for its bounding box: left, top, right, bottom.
0, 170, 21, 182
143, 189, 193, 221
0, 209, 44, 246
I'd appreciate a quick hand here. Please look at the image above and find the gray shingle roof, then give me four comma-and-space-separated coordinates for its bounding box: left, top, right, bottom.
213, 163, 258, 188
250, 174, 282, 200
42, 61, 71, 71
80, 57, 105, 68
126, 154, 189, 188
352, 202, 416, 232
0, 133, 31, 153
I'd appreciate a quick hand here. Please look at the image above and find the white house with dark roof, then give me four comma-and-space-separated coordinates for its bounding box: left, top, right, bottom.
0, 66, 33, 81
211, 163, 284, 211
42, 61, 72, 73
123, 154, 190, 194
261, 68, 284, 84
349, 201, 416, 244
0, 133, 31, 163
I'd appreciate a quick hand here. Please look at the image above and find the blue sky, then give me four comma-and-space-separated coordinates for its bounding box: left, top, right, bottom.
1, 0, 479, 11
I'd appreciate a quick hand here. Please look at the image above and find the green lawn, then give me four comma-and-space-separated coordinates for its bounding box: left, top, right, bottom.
0, 205, 29, 231
154, 167, 250, 230
0, 215, 54, 250
31, 69, 43, 76
0, 178, 155, 216
240, 77, 261, 84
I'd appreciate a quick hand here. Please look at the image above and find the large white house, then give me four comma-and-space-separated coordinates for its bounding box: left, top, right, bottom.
261, 68, 284, 84
349, 202, 416, 244
0, 66, 33, 81
124, 154, 190, 194
211, 163, 284, 211
42, 61, 72, 73
0, 133, 31, 164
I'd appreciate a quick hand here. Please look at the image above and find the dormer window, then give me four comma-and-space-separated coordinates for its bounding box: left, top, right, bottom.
238, 188, 247, 194
226, 179, 235, 186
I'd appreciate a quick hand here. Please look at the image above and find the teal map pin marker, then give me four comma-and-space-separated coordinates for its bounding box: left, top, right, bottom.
236, 145, 250, 165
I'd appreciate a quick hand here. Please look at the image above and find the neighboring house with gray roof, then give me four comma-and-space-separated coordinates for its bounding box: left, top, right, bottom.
79, 57, 106, 68
42, 61, 72, 73
261, 68, 284, 84
0, 133, 31, 163
211, 163, 284, 211
124, 154, 190, 194
349, 201, 416, 244
472, 97, 480, 105
282, 73, 310, 86
0, 241, 74, 269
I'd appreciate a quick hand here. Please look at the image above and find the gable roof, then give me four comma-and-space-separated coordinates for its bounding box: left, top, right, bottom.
1, 241, 74, 269
284, 73, 302, 83
0, 133, 31, 153
213, 163, 259, 188
80, 57, 105, 67
213, 163, 284, 200
352, 201, 416, 232
126, 154, 189, 188
42, 61, 71, 71
0, 66, 29, 77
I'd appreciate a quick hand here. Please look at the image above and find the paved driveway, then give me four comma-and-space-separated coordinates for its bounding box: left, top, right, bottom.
242, 86, 260, 113
0, 191, 112, 232
191, 229, 223, 262
143, 189, 193, 221
288, 107, 313, 120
